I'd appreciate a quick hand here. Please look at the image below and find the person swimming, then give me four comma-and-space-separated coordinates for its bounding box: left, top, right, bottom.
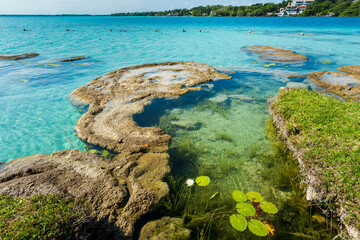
249, 30, 252, 34
183, 28, 186, 32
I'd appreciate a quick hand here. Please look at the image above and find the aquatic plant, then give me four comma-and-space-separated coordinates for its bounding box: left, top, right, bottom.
159, 112, 179, 136
169, 136, 208, 176
229, 190, 278, 237
84, 145, 116, 160
195, 99, 230, 118
214, 131, 233, 142
195, 176, 211, 186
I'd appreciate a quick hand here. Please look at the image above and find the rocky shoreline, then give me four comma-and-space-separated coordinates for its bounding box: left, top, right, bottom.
269, 88, 360, 240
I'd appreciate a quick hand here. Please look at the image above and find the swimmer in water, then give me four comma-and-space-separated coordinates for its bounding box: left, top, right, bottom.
183, 28, 186, 32
249, 30, 252, 34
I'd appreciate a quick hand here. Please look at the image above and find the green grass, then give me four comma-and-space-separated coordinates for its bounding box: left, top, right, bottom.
0, 194, 92, 240
271, 89, 360, 226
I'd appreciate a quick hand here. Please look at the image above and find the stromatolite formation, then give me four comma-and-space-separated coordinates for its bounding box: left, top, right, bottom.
0, 61, 231, 239
69, 61, 231, 153
243, 46, 308, 62
0, 53, 39, 60
307, 66, 360, 99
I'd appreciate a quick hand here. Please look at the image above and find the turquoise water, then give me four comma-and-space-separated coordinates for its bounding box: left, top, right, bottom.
1, 16, 360, 238
1, 16, 360, 162
0, 16, 359, 160
0, 17, 357, 162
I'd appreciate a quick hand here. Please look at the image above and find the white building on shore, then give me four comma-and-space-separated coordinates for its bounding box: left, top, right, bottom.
277, 0, 315, 16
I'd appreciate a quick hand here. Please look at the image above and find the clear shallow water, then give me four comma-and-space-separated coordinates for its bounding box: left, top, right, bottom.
1, 16, 359, 238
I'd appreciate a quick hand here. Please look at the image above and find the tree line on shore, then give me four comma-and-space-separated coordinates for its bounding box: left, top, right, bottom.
111, 0, 360, 17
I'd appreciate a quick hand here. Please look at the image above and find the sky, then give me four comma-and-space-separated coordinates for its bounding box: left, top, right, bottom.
0, 0, 283, 15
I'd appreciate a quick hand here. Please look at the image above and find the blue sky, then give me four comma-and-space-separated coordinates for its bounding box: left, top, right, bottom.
0, 0, 283, 15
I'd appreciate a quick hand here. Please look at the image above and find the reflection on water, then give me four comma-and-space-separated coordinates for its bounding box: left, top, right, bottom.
134, 69, 340, 239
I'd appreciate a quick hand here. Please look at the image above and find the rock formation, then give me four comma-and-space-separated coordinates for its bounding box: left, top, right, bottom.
307, 66, 360, 99
242, 46, 308, 62
69, 61, 231, 153
139, 217, 190, 240
59, 56, 87, 62
0, 53, 39, 60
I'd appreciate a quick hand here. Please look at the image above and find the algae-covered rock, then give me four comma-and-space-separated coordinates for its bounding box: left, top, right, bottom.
0, 149, 170, 238
0, 53, 39, 60
242, 46, 308, 62
59, 56, 87, 62
139, 217, 190, 240
69, 61, 231, 153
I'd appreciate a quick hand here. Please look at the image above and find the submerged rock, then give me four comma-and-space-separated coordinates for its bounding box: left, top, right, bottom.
307, 66, 360, 99
242, 46, 308, 62
139, 217, 190, 240
170, 120, 202, 130
0, 53, 39, 60
59, 56, 87, 62
69, 61, 231, 153
0, 149, 169, 238
286, 82, 309, 89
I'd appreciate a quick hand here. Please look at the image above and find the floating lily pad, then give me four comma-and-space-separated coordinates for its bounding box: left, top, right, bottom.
232, 190, 247, 202
195, 176, 210, 186
248, 219, 268, 236
247, 191, 264, 202
260, 201, 278, 214
236, 202, 256, 216
230, 214, 247, 231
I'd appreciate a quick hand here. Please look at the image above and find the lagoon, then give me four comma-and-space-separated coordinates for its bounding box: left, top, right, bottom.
1, 16, 360, 238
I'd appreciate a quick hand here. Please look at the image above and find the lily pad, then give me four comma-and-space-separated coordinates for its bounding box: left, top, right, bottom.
236, 202, 256, 216
232, 190, 247, 202
248, 219, 268, 236
260, 201, 278, 214
230, 214, 247, 231
247, 191, 264, 202
195, 176, 210, 186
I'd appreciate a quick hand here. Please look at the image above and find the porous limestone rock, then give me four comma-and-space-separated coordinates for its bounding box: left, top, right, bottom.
69, 61, 231, 153
242, 46, 308, 62
0, 53, 39, 60
0, 149, 170, 239
307, 66, 360, 99
139, 217, 190, 240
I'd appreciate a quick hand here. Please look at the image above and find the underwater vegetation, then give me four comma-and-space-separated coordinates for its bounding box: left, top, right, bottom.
84, 144, 117, 160
195, 99, 230, 118
214, 131, 234, 143
159, 112, 180, 137
158, 115, 343, 239
168, 135, 209, 176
